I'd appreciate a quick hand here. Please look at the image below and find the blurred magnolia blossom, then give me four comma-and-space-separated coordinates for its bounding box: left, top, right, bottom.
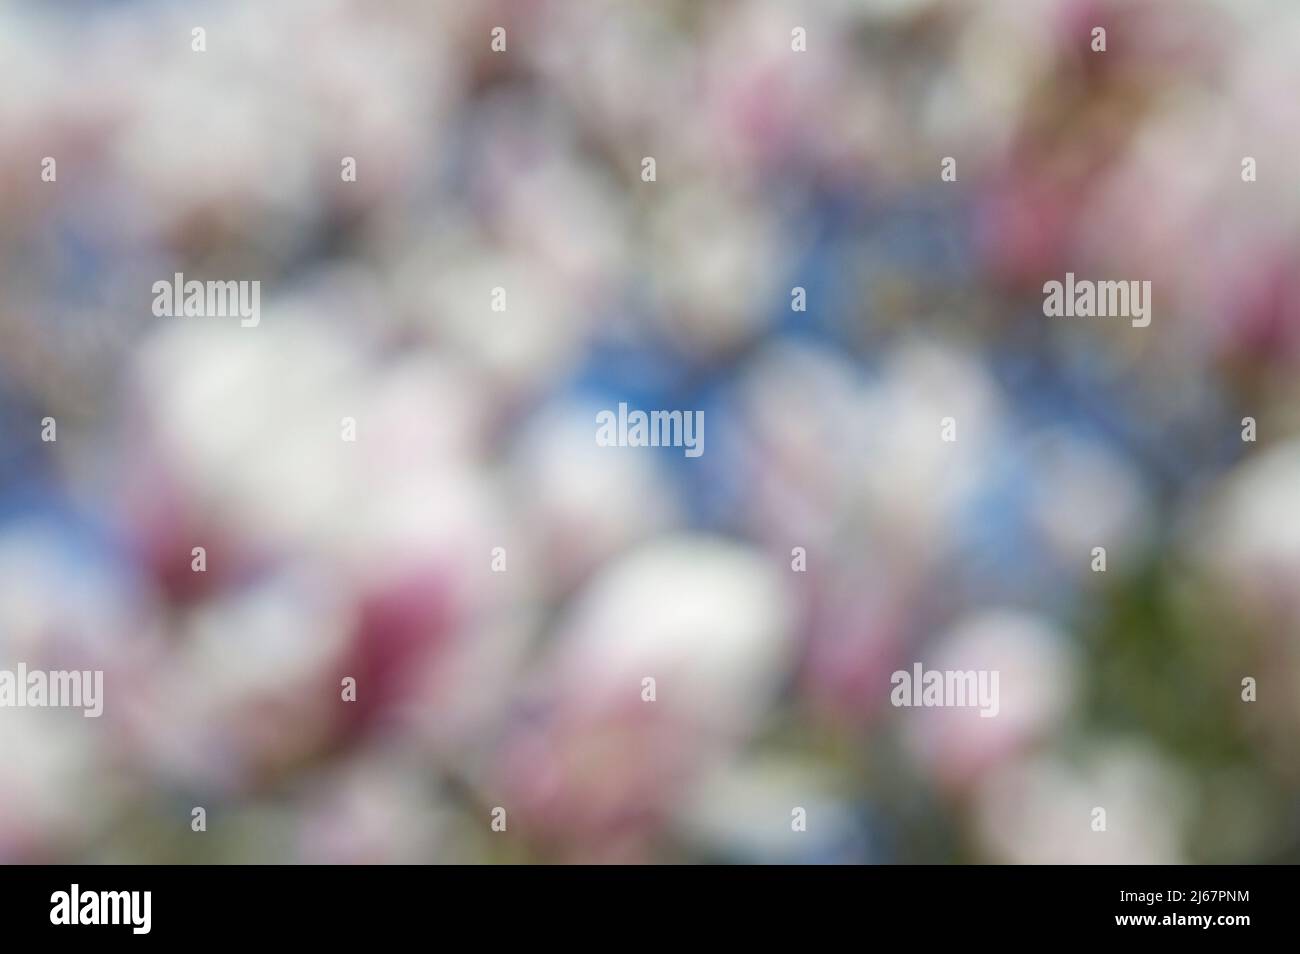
0, 528, 132, 861
1188, 439, 1300, 629
1025, 430, 1152, 577
404, 238, 591, 396
0, 708, 104, 862
0, 521, 145, 672
647, 178, 788, 357
108, 312, 517, 783
903, 609, 1078, 789
126, 313, 495, 563
118, 568, 353, 789
1076, 96, 1300, 365
296, 751, 453, 865
860, 341, 1007, 560
737, 340, 878, 550
487, 150, 633, 294
0, 0, 1296, 865
692, 0, 863, 177
676, 755, 867, 864
973, 742, 1191, 864
507, 399, 683, 595
968, 0, 1300, 368
494, 537, 794, 860
547, 537, 793, 732
531, 4, 691, 168
794, 543, 912, 725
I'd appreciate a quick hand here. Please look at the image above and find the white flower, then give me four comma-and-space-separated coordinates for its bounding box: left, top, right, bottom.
1190, 439, 1300, 625
903, 609, 1078, 787
973, 743, 1189, 864
551, 536, 794, 732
